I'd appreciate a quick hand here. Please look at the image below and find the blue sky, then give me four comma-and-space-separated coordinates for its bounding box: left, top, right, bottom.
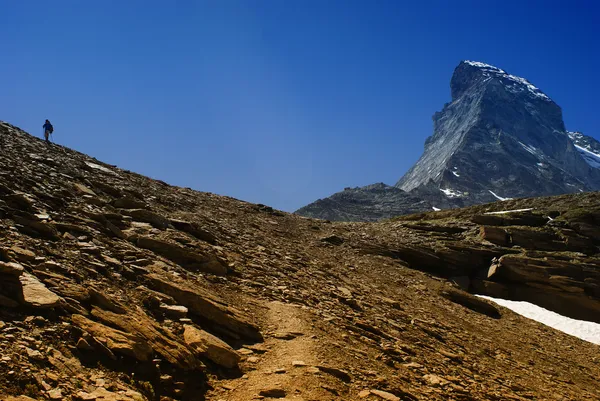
2, 1, 599, 212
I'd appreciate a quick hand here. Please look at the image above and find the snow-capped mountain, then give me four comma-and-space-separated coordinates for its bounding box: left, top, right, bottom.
396, 60, 600, 204
568, 131, 600, 169
296, 61, 600, 221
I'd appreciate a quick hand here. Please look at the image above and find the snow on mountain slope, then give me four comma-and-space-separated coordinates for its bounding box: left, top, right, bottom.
478, 295, 600, 346
568, 131, 600, 168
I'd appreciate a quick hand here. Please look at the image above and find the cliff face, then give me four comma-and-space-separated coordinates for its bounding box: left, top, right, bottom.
297, 61, 600, 221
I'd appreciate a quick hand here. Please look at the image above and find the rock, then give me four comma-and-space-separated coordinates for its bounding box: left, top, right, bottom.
19, 272, 61, 308
450, 276, 470, 291
72, 314, 153, 362
0, 261, 24, 276
159, 303, 188, 318
273, 331, 302, 340
169, 219, 217, 244
90, 307, 200, 370
482, 254, 600, 323
258, 388, 286, 398
113, 196, 147, 209
74, 183, 97, 196
472, 213, 548, 227
26, 347, 45, 361
480, 226, 509, 246
320, 235, 344, 245
316, 365, 352, 383
47, 388, 63, 399
441, 287, 501, 318
4, 193, 37, 213
122, 209, 173, 230
74, 388, 144, 401
370, 389, 401, 401
183, 325, 240, 368
9, 246, 36, 262
146, 274, 262, 341
136, 236, 228, 275
13, 215, 60, 240
423, 374, 448, 386
88, 287, 127, 314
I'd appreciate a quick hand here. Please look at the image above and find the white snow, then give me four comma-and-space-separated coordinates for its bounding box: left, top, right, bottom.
464, 60, 551, 101
85, 161, 116, 174
432, 206, 441, 211
440, 188, 463, 198
452, 171, 460, 177
519, 142, 539, 156
574, 144, 600, 169
488, 190, 512, 201
464, 60, 505, 72
476, 295, 600, 346
484, 208, 534, 215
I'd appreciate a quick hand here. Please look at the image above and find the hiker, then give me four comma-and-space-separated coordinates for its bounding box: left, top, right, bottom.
42, 119, 53, 143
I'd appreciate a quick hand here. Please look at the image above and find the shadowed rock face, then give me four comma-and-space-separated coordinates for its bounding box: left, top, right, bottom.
297, 61, 600, 221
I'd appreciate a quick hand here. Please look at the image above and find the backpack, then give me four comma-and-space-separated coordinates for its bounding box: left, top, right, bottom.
48, 125, 53, 133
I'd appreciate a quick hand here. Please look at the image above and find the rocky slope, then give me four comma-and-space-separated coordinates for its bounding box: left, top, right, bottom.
1, 121, 600, 401
294, 183, 432, 222
297, 61, 600, 221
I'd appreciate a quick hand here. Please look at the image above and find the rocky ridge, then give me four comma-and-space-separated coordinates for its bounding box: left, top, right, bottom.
297, 61, 600, 221
1, 121, 600, 401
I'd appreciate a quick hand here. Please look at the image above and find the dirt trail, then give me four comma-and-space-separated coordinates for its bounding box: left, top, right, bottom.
209, 301, 343, 401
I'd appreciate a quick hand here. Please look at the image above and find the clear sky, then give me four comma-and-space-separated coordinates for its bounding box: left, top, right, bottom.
2, 1, 599, 212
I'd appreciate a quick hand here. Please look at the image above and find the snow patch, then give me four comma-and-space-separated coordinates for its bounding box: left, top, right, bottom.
432, 206, 441, 211
440, 188, 463, 198
464, 61, 551, 101
452, 171, 460, 177
485, 208, 534, 215
574, 144, 600, 169
488, 190, 512, 201
476, 295, 600, 346
519, 142, 539, 156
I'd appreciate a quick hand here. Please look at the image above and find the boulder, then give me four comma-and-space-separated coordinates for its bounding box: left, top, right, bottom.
122, 209, 173, 230
71, 314, 153, 362
146, 274, 262, 341
183, 325, 240, 368
90, 307, 200, 370
73, 183, 97, 196
13, 215, 59, 240
136, 236, 227, 275
19, 272, 61, 308
441, 287, 500, 318
0, 261, 24, 276
169, 219, 217, 244
479, 226, 509, 246
9, 246, 36, 262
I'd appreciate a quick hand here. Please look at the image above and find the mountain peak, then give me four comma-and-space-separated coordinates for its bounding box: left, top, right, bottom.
451, 60, 552, 102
